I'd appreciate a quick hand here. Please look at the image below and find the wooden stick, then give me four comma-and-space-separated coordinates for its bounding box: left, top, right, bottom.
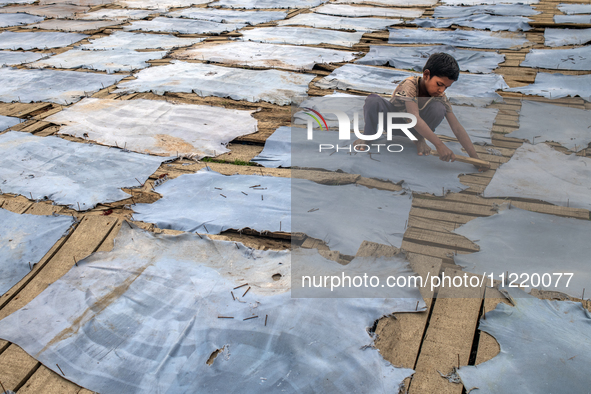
430, 150, 491, 169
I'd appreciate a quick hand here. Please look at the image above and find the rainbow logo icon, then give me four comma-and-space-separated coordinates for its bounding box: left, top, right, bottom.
301, 107, 328, 131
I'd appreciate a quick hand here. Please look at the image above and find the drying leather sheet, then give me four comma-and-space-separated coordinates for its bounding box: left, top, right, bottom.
80, 31, 205, 50
26, 19, 124, 31
289, 128, 478, 194
315, 64, 508, 105
124, 17, 246, 34
388, 28, 528, 49
251, 126, 291, 167
544, 27, 591, 47
333, 0, 437, 6
504, 72, 591, 101
0, 114, 19, 130
484, 143, 591, 210
115, 61, 315, 105
433, 4, 539, 17
31, 48, 167, 73
277, 13, 401, 31
166, 9, 287, 24
0, 224, 421, 393
435, 105, 498, 144
0, 67, 125, 104
39, 0, 112, 5
75, 8, 154, 20
0, 12, 43, 27
0, 131, 164, 210
355, 45, 505, 73
134, 169, 413, 255
520, 45, 591, 71
0, 31, 89, 50
557, 3, 591, 14
116, 0, 211, 9
173, 41, 358, 70
0, 209, 74, 295
458, 286, 591, 393
554, 14, 591, 24
0, 50, 48, 65
0, 0, 35, 4
507, 100, 591, 151
0, 4, 90, 18
454, 206, 591, 298
238, 26, 365, 47
211, 0, 327, 8
412, 14, 532, 31
48, 98, 257, 158
443, 0, 539, 4
314, 4, 424, 18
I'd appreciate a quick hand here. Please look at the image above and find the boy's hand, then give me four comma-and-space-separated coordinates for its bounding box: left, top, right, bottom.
435, 143, 456, 162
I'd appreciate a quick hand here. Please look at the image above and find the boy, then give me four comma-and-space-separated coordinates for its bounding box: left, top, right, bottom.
354, 53, 480, 164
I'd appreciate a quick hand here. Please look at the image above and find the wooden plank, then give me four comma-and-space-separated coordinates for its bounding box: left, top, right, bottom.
356, 243, 442, 374
0, 196, 32, 214
0, 216, 117, 320
401, 240, 460, 263
0, 345, 38, 391
475, 286, 508, 366
409, 207, 479, 225
17, 366, 79, 394
407, 268, 484, 394
458, 174, 492, 186
23, 202, 64, 216
443, 193, 590, 220
403, 227, 480, 252
408, 216, 458, 232
412, 198, 498, 217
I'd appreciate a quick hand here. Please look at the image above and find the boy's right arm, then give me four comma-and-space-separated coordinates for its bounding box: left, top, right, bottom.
405, 101, 455, 162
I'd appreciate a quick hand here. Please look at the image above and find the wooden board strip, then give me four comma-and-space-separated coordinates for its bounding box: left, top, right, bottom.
475, 286, 508, 366
409, 207, 479, 225
401, 240, 459, 263
403, 227, 480, 252
408, 268, 484, 394
443, 193, 589, 219
0, 215, 117, 320
356, 242, 441, 374
17, 365, 80, 394
412, 198, 498, 217
0, 345, 39, 392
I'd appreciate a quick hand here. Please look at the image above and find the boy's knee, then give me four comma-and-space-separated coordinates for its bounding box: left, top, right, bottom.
364, 94, 383, 109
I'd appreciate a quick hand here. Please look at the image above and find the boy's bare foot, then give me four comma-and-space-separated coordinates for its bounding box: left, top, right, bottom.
414, 139, 431, 156
353, 138, 367, 151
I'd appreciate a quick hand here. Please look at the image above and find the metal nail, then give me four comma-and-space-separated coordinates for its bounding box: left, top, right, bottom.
220, 194, 226, 198
242, 286, 251, 297
56, 363, 65, 376
234, 283, 248, 290
74, 257, 78, 267
231, 291, 235, 300
243, 315, 258, 321
218, 316, 234, 319
265, 314, 268, 326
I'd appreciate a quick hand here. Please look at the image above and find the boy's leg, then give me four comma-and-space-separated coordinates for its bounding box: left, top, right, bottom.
412, 100, 447, 155
362, 94, 397, 136
418, 100, 447, 132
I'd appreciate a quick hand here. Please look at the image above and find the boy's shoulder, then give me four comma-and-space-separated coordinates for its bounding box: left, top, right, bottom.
393, 76, 420, 99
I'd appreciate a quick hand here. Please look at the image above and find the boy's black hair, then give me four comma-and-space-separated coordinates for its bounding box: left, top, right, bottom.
423, 53, 460, 81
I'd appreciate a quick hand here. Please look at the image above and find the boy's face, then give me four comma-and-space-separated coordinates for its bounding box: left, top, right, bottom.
422, 69, 454, 97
